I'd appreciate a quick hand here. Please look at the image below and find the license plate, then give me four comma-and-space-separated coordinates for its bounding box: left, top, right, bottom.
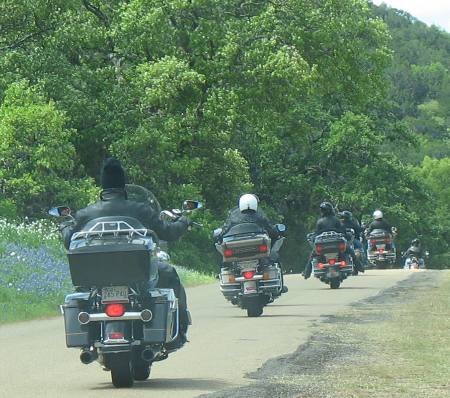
101, 286, 129, 303
243, 281, 257, 294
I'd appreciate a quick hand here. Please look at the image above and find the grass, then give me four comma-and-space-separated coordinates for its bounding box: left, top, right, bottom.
0, 217, 214, 324
314, 271, 450, 398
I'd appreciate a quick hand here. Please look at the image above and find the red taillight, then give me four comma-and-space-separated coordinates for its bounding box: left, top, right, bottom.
243, 271, 255, 280
318, 263, 325, 269
378, 248, 384, 253
338, 242, 346, 252
259, 244, 269, 253
109, 332, 124, 339
315, 244, 323, 255
224, 249, 234, 258
328, 259, 336, 265
105, 303, 125, 317
339, 261, 347, 267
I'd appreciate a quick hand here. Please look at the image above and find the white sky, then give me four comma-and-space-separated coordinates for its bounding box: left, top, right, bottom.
372, 0, 450, 32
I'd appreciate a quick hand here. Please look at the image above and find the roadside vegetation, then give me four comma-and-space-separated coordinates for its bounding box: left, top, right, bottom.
0, 218, 213, 323
304, 271, 450, 397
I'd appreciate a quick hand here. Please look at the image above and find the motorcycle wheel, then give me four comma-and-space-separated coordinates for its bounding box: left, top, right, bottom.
109, 353, 134, 388
330, 279, 340, 289
246, 297, 264, 317
133, 361, 151, 381
352, 270, 359, 276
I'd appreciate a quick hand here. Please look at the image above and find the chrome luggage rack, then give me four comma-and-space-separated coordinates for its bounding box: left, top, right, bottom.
72, 221, 151, 240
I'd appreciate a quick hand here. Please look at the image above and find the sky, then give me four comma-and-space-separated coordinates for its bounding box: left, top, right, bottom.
372, 0, 450, 32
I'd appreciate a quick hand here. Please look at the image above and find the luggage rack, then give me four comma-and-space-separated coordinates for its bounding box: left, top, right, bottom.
72, 221, 151, 240
314, 231, 346, 243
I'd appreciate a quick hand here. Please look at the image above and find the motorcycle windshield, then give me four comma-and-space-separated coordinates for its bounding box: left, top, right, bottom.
125, 184, 161, 214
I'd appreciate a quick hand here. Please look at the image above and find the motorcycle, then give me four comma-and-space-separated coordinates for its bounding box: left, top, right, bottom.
49, 185, 201, 388
308, 231, 354, 289
403, 250, 429, 270
214, 223, 286, 317
366, 228, 397, 269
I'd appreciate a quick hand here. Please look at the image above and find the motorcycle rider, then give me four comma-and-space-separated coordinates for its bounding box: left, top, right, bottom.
62, 157, 191, 348
402, 238, 425, 269
338, 210, 366, 271
217, 194, 287, 292
303, 202, 360, 279
365, 209, 396, 250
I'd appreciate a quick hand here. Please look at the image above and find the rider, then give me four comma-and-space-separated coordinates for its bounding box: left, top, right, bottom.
402, 238, 425, 269
218, 194, 287, 292
62, 157, 191, 347
303, 202, 360, 279
338, 210, 366, 270
365, 209, 396, 250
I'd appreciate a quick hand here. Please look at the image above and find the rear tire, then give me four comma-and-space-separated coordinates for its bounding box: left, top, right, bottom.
246, 297, 264, 317
330, 279, 340, 289
109, 353, 134, 388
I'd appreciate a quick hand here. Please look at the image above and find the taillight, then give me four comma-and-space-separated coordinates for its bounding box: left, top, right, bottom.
259, 244, 269, 253
105, 303, 125, 317
378, 248, 384, 253
338, 242, 346, 252
339, 261, 347, 267
328, 259, 336, 265
243, 271, 255, 279
224, 248, 234, 258
108, 332, 125, 339
315, 244, 323, 255
318, 263, 325, 269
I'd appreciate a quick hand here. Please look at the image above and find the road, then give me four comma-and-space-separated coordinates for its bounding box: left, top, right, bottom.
0, 270, 411, 398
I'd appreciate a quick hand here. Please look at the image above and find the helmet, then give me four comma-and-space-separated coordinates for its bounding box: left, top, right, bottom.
412, 238, 420, 246
373, 210, 383, 220
341, 210, 352, 220
239, 194, 258, 212
319, 202, 334, 216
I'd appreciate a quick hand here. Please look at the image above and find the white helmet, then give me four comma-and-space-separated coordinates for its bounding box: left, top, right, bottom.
239, 194, 258, 212
373, 210, 383, 220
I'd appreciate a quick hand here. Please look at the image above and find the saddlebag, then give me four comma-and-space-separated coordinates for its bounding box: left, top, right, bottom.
143, 289, 177, 344
67, 243, 151, 286
62, 292, 91, 348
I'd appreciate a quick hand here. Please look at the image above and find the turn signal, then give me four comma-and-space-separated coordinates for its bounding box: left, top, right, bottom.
318, 263, 325, 269
105, 303, 125, 317
339, 261, 347, 267
224, 249, 234, 258
243, 271, 255, 280
259, 245, 269, 253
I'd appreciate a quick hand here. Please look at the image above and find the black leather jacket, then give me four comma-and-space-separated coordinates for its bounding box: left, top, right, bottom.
221, 207, 279, 240
367, 219, 392, 235
315, 215, 345, 235
402, 245, 423, 259
63, 188, 188, 249
341, 219, 362, 240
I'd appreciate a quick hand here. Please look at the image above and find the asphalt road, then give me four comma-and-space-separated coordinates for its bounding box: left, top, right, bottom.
0, 270, 411, 398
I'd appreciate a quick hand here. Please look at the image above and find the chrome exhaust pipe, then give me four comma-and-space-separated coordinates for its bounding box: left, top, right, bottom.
80, 349, 98, 365
141, 348, 155, 362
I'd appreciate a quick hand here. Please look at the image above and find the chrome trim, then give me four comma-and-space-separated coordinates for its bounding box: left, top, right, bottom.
78, 310, 153, 324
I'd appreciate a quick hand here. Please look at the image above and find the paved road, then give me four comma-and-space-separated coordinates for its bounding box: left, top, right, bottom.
0, 270, 411, 398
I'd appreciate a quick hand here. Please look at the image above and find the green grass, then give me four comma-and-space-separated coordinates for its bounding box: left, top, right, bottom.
317, 272, 450, 398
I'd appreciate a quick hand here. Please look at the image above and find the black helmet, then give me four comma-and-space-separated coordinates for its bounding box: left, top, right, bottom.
320, 201, 334, 216
411, 238, 420, 246
101, 157, 126, 189
341, 210, 352, 220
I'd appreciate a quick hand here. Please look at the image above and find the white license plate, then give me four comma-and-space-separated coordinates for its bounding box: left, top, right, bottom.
101, 286, 129, 303
243, 281, 257, 294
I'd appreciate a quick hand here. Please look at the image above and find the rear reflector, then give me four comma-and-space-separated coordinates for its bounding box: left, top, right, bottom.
328, 259, 336, 265
223, 249, 234, 257
259, 244, 269, 253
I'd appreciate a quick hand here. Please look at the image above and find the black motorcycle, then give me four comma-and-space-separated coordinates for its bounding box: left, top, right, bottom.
50, 186, 201, 388
308, 231, 354, 289
214, 223, 286, 317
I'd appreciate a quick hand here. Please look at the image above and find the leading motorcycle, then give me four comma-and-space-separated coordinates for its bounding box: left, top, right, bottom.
50, 185, 201, 388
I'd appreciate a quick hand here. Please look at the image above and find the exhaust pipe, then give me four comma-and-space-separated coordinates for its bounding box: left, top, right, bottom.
141, 348, 155, 362
80, 349, 98, 365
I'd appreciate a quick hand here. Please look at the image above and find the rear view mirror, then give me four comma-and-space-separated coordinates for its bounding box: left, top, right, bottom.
48, 206, 72, 217
275, 224, 286, 233
182, 200, 203, 211
213, 228, 223, 240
